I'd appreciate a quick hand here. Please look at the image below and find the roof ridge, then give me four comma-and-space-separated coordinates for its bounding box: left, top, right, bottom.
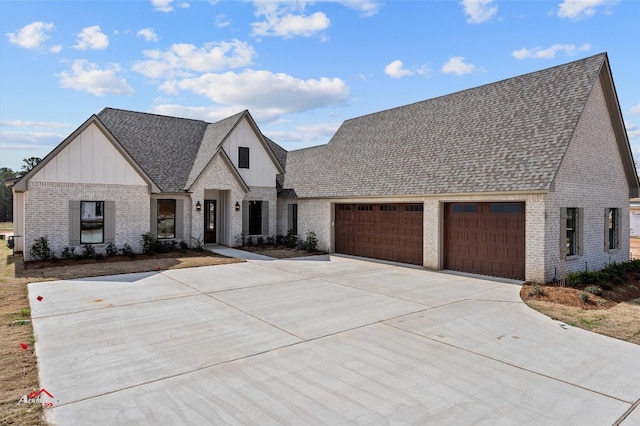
341, 52, 607, 125
100, 107, 208, 124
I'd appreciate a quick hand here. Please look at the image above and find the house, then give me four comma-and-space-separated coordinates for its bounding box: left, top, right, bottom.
9, 52, 637, 283
282, 53, 638, 282
9, 109, 285, 259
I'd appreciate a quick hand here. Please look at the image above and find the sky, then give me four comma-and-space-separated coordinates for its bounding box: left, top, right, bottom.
0, 0, 639, 173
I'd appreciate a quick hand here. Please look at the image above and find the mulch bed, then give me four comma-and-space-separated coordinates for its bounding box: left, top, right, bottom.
521, 280, 640, 310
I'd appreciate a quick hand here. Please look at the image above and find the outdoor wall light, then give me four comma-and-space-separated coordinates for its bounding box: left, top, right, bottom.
196, 201, 202, 211
235, 202, 241, 211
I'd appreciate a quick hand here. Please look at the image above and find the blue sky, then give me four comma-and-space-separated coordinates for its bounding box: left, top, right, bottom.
1, 0, 639, 172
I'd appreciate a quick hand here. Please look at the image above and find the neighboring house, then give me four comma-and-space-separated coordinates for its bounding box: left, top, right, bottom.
9, 109, 284, 260
282, 53, 638, 282
8, 53, 637, 283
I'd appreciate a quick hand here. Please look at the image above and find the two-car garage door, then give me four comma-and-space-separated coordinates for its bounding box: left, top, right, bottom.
334, 202, 525, 280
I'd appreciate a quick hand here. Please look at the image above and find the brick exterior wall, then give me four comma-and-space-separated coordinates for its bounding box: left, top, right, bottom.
276, 198, 297, 237
23, 181, 149, 260
545, 77, 630, 281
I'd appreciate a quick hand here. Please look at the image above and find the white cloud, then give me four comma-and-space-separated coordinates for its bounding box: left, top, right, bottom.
175, 69, 350, 118
557, 0, 618, 20
151, 0, 189, 12
6, 21, 55, 49
441, 57, 476, 75
265, 122, 341, 144
384, 60, 413, 79
137, 28, 158, 42
215, 14, 231, 28
50, 45, 62, 53
631, 105, 640, 115
333, 1, 381, 17
251, 2, 330, 38
460, 0, 498, 23
74, 26, 109, 50
132, 39, 254, 78
512, 43, 591, 60
57, 60, 134, 96
0, 120, 69, 129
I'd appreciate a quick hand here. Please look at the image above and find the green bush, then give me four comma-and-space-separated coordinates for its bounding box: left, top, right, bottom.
30, 235, 52, 261
121, 243, 135, 258
62, 246, 76, 259
579, 292, 590, 303
81, 244, 96, 259
191, 236, 204, 253
283, 229, 297, 248
105, 242, 118, 257
584, 285, 603, 296
304, 230, 318, 253
527, 285, 546, 298
565, 272, 582, 288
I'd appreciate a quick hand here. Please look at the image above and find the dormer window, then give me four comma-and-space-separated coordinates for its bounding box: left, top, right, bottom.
238, 147, 249, 169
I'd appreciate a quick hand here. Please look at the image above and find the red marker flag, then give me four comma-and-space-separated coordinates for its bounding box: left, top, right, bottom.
20, 342, 28, 351
37, 295, 43, 301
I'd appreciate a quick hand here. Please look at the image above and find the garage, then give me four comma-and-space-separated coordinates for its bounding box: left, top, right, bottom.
444, 202, 525, 280
335, 203, 423, 265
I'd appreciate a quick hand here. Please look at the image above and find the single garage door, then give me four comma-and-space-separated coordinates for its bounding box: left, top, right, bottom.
335, 203, 423, 265
444, 202, 525, 280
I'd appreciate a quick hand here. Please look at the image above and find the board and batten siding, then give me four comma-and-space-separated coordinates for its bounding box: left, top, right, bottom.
30, 122, 146, 185
221, 118, 279, 187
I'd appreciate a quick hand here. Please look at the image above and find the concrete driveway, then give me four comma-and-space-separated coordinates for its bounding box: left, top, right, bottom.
29, 255, 639, 425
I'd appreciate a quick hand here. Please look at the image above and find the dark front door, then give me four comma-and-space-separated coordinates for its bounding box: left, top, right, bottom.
204, 200, 216, 244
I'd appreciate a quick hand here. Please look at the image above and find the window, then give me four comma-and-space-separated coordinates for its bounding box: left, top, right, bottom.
80, 201, 104, 244
490, 203, 522, 213
405, 205, 424, 212
249, 201, 262, 235
157, 199, 176, 239
607, 208, 619, 250
451, 203, 477, 213
380, 205, 397, 212
566, 208, 579, 256
337, 205, 352, 211
238, 147, 250, 169
357, 205, 373, 211
288, 204, 298, 235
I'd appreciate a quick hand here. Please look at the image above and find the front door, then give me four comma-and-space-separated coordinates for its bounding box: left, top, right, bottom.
204, 200, 216, 244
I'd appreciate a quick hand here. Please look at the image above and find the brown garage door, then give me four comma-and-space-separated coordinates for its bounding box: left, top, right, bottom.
335, 203, 423, 265
444, 202, 525, 280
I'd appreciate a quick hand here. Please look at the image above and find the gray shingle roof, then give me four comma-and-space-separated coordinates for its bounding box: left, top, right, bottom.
284, 53, 608, 198
97, 108, 277, 193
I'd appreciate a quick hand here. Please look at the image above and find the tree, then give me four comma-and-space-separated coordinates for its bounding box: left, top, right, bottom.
20, 157, 42, 176
0, 167, 16, 222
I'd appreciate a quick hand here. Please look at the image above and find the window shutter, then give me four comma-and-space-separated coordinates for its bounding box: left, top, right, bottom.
105, 201, 115, 244
150, 199, 158, 238
288, 204, 294, 233
242, 200, 249, 235
262, 201, 269, 235
288, 204, 298, 235
559, 207, 567, 257
604, 208, 610, 251
69, 200, 81, 246
577, 208, 584, 256
175, 199, 184, 240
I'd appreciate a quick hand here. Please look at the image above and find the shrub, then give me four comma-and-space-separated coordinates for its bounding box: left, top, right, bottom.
192, 236, 204, 253
105, 242, 118, 257
62, 246, 76, 259
140, 233, 157, 255
612, 275, 626, 286
121, 243, 135, 258
304, 230, 318, 253
245, 236, 254, 246
266, 235, 275, 245
579, 292, 591, 303
283, 229, 297, 249
179, 240, 189, 251
598, 280, 612, 291
81, 244, 96, 259
30, 235, 53, 261
565, 272, 581, 288
527, 285, 546, 298
276, 235, 284, 245
257, 236, 265, 246
584, 285, 603, 296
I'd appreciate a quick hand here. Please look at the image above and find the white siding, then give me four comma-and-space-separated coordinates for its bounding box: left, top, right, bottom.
545, 77, 630, 281
222, 119, 279, 187
31, 123, 146, 185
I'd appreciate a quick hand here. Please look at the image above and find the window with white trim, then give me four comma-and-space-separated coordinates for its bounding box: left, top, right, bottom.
81, 201, 104, 244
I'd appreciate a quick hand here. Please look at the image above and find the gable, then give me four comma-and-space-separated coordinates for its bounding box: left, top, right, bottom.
30, 122, 147, 186
284, 53, 611, 199
221, 117, 280, 187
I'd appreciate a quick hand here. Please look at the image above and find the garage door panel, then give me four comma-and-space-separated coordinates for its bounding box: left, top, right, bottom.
335, 203, 423, 266
445, 202, 525, 280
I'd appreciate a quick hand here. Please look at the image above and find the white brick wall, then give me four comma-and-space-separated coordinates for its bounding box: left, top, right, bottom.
24, 181, 149, 260
276, 198, 297, 237
545, 77, 630, 281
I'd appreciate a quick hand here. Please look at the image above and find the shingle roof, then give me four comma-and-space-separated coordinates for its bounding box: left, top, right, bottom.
97, 108, 278, 193
97, 108, 208, 192
284, 53, 608, 198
